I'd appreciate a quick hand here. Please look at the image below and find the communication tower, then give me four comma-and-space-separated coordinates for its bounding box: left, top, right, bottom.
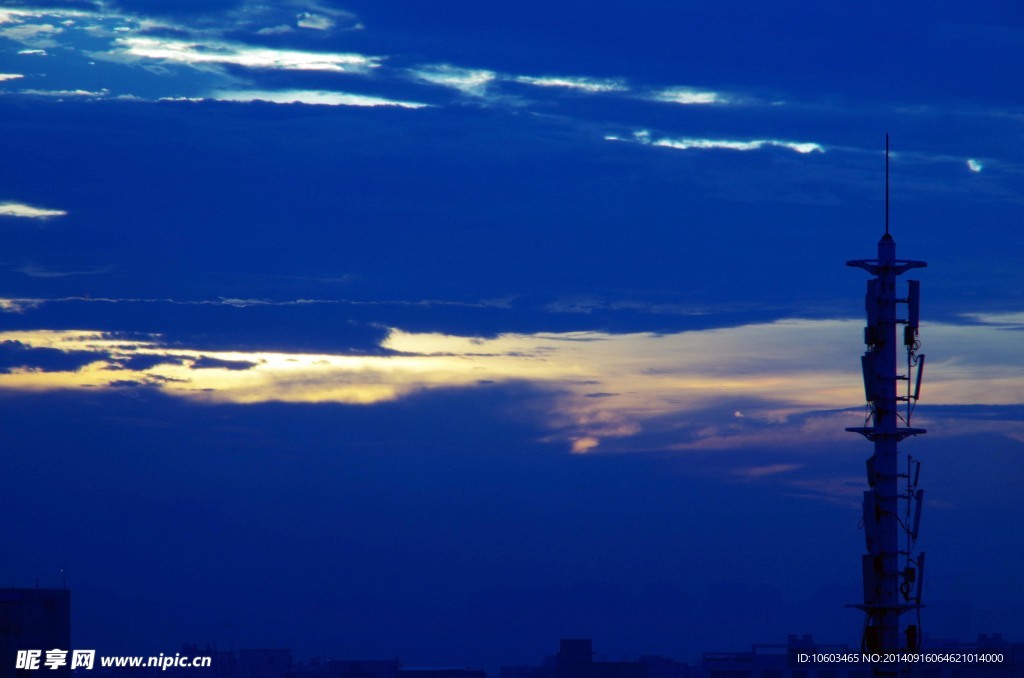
846, 136, 927, 672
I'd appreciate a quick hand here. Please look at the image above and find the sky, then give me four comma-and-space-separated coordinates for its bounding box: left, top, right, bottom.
1, 0, 1024, 670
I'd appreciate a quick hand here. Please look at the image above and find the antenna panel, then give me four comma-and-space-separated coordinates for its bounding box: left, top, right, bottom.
911, 489, 924, 541
861, 354, 879, 402
865, 279, 879, 327
908, 280, 920, 330
914, 354, 925, 400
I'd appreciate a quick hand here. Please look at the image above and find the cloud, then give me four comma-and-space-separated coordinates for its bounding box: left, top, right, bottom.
19, 88, 109, 98
296, 11, 333, 31
967, 158, 983, 173
255, 24, 292, 35
192, 355, 259, 371
0, 294, 511, 314
0, 298, 42, 313
210, 89, 428, 109
413, 66, 633, 101
2, 314, 1023, 453
732, 463, 804, 480
514, 75, 628, 94
0, 73, 24, 81
110, 36, 380, 73
409, 64, 497, 97
16, 49, 47, 56
224, 1, 361, 34
962, 312, 1024, 326
0, 324, 857, 443
0, 202, 67, 219
654, 137, 823, 154
663, 410, 863, 453
16, 263, 112, 278
570, 436, 600, 454
649, 86, 728, 105
606, 129, 824, 155
112, 354, 187, 371
0, 339, 102, 374
0, 22, 62, 47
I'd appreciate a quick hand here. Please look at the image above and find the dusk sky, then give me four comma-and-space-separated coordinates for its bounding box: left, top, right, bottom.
2, 0, 1023, 670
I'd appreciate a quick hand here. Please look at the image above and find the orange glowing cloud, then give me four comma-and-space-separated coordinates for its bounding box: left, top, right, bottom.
0, 314, 1021, 452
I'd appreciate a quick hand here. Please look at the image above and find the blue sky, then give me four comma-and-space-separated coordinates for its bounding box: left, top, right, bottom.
1, 0, 1023, 669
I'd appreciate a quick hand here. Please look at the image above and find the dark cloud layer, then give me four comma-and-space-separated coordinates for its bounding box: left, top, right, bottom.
191, 355, 258, 370
0, 339, 100, 373
110, 353, 186, 371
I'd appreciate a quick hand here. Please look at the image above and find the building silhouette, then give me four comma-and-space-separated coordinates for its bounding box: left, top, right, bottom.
502, 639, 689, 678
0, 588, 71, 678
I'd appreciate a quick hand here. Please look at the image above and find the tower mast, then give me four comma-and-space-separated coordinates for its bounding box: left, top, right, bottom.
846, 136, 927, 674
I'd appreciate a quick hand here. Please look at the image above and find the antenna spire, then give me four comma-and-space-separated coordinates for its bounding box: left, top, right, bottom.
885, 133, 890, 236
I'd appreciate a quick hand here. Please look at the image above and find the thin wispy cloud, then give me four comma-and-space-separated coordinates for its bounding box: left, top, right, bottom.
16, 263, 112, 278
0, 294, 514, 315
606, 129, 824, 155
0, 298, 42, 313
409, 64, 497, 97
0, 21, 61, 47
19, 88, 109, 98
235, 1, 361, 35
0, 7, 93, 24
962, 312, 1024, 326
296, 12, 334, 31
732, 463, 805, 480
0, 201, 67, 219
0, 1, 362, 39
211, 89, 428, 109
0, 73, 23, 81
655, 137, 824, 154
0, 9, 28, 24
412, 65, 639, 102
649, 86, 728, 105
514, 75, 628, 94
109, 36, 380, 73
255, 24, 294, 36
